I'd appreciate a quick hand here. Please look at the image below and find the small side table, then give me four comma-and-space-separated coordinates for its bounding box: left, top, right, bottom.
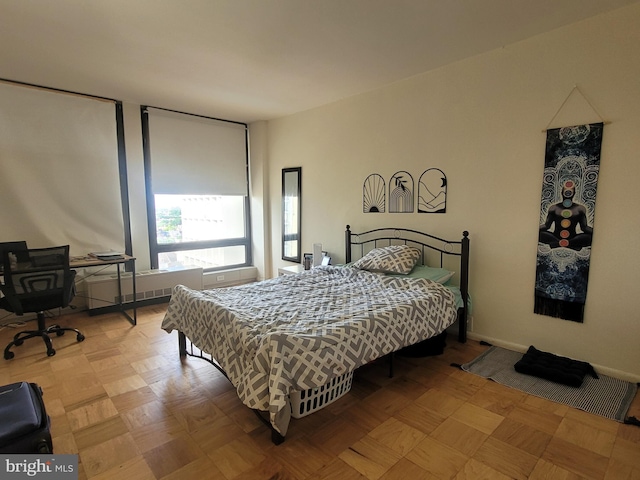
278, 265, 305, 276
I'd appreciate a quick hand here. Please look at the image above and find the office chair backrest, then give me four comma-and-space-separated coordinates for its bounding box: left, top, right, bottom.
0, 241, 29, 268
1, 245, 76, 315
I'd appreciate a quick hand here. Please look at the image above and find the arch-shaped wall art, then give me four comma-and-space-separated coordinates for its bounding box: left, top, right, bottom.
389, 171, 414, 213
418, 168, 447, 213
363, 173, 385, 213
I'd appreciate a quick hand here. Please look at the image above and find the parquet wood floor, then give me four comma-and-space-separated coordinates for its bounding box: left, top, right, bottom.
0, 305, 638, 479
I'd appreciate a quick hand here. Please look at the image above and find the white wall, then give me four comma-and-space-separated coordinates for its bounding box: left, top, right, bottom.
248, 120, 270, 279
263, 4, 640, 380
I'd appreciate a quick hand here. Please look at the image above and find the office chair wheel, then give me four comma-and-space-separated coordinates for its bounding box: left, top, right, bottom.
77, 334, 85, 342
4, 351, 14, 360
47, 348, 56, 357
14, 339, 23, 347
55, 330, 65, 336
37, 440, 52, 454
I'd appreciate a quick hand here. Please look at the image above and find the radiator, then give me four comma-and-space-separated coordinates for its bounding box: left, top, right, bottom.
84, 266, 203, 309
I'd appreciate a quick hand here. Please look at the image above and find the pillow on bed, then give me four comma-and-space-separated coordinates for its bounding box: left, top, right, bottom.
351, 245, 420, 275
404, 265, 455, 284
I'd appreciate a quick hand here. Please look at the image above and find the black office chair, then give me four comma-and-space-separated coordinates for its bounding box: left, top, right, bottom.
1, 245, 85, 359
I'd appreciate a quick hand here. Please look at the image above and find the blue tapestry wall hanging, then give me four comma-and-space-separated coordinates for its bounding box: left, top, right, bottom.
535, 122, 603, 322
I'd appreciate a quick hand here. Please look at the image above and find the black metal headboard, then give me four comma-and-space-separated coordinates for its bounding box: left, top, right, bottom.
345, 225, 470, 343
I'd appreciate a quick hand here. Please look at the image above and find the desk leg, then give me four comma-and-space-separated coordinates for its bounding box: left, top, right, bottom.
131, 259, 137, 325
116, 263, 123, 313
115, 261, 136, 326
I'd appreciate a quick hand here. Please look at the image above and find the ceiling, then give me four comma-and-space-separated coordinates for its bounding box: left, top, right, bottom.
1, 0, 637, 123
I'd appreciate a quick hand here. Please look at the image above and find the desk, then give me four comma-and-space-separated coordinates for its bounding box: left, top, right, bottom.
70, 254, 137, 326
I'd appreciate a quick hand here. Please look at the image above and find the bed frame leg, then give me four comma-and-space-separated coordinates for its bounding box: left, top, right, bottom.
178, 331, 187, 357
457, 308, 467, 344
271, 430, 285, 445
251, 409, 286, 445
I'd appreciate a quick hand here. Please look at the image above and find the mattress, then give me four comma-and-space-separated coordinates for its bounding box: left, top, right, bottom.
161, 265, 457, 435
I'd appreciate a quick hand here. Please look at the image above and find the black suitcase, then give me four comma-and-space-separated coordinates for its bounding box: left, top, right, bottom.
0, 382, 53, 453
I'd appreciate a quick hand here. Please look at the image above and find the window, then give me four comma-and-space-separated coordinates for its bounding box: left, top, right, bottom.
154, 194, 247, 270
142, 108, 251, 271
0, 80, 128, 257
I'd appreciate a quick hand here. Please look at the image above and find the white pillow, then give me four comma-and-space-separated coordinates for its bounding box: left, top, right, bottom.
387, 265, 455, 284
434, 269, 455, 284
351, 245, 421, 275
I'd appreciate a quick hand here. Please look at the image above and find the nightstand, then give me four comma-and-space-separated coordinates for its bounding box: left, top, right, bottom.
278, 265, 305, 276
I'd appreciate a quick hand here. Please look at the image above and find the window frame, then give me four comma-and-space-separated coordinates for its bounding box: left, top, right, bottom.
141, 106, 252, 272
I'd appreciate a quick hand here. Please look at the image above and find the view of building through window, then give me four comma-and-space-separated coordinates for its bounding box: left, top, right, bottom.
155, 194, 246, 270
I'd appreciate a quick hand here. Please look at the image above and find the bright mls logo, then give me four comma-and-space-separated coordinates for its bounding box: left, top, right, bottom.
2, 455, 77, 479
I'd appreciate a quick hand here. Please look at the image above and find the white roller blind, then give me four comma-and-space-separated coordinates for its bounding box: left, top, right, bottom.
0, 82, 124, 257
147, 108, 247, 196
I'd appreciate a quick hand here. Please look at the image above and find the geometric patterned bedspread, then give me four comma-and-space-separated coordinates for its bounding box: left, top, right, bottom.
161, 265, 457, 435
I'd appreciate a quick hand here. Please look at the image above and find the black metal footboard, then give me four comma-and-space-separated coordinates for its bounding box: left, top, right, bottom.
177, 331, 286, 445
178, 331, 228, 380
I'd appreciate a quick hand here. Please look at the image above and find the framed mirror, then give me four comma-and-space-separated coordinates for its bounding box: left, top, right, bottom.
282, 167, 301, 262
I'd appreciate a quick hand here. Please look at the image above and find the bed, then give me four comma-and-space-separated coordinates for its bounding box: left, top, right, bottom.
161, 225, 470, 444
